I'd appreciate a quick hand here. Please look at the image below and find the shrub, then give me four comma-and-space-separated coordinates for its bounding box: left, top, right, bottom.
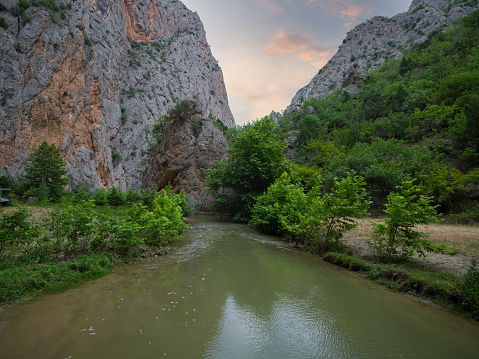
84, 33, 93, 46
107, 187, 126, 207
250, 172, 307, 234
125, 188, 141, 204
111, 150, 121, 166
92, 189, 109, 206
291, 172, 370, 253
368, 179, 443, 262
0, 206, 42, 256
0, 17, 9, 29
191, 117, 202, 136
461, 260, 479, 316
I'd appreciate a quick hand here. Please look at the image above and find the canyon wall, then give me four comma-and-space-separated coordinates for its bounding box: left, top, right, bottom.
0, 0, 234, 198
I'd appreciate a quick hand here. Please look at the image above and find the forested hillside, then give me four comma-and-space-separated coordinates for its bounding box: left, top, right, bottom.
275, 10, 479, 222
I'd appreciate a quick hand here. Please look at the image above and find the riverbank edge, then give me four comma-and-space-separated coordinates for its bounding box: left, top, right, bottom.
0, 247, 169, 308
322, 252, 479, 321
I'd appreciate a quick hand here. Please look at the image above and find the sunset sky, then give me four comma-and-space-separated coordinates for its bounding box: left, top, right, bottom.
181, 0, 413, 125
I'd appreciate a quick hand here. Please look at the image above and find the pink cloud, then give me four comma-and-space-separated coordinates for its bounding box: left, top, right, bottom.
305, 0, 373, 27
264, 30, 333, 68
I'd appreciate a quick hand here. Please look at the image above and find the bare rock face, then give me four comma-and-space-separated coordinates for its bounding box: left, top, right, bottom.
0, 0, 234, 191
142, 116, 228, 212
288, 0, 479, 110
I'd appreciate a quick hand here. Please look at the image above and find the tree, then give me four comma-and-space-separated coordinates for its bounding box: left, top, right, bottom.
205, 117, 288, 222
22, 141, 69, 201
368, 179, 442, 262
250, 172, 307, 234
291, 172, 370, 253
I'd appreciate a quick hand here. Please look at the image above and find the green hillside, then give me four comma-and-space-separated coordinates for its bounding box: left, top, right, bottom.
276, 10, 479, 221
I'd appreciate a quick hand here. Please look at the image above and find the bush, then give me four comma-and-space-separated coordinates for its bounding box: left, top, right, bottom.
139, 188, 158, 208
92, 188, 109, 206
125, 188, 141, 204
0, 17, 9, 29
42, 203, 97, 254
368, 179, 443, 262
0, 206, 42, 256
461, 260, 479, 316
292, 172, 370, 253
250, 172, 307, 234
108, 187, 126, 207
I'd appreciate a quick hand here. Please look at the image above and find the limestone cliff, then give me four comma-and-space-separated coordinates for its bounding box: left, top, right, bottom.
0, 0, 234, 196
289, 0, 479, 110
142, 107, 228, 212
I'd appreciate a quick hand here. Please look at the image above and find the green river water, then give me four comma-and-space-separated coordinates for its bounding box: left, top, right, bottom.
0, 216, 478, 358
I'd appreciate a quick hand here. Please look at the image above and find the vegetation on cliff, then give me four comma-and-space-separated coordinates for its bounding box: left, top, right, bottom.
277, 10, 479, 222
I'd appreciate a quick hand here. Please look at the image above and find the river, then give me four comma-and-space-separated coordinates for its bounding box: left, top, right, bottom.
0, 216, 478, 358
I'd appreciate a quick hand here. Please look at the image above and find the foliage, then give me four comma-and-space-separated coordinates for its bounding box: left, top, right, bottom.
191, 117, 203, 136
0, 206, 41, 256
214, 119, 229, 137
205, 117, 288, 221
251, 172, 370, 254
461, 260, 479, 316
22, 141, 68, 201
111, 150, 122, 166
0, 17, 9, 29
166, 99, 202, 123
271, 11, 479, 220
250, 172, 307, 234
0, 254, 113, 305
329, 139, 433, 198
107, 187, 126, 207
291, 172, 370, 253
138, 186, 190, 247
0, 185, 190, 304
42, 202, 97, 254
0, 175, 15, 189
368, 179, 443, 262
36, 180, 50, 202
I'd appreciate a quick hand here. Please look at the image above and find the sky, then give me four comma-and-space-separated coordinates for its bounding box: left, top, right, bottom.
181, 0, 413, 125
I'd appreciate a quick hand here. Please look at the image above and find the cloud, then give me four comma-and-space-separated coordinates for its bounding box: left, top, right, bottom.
305, 0, 373, 27
264, 30, 333, 68
254, 0, 286, 15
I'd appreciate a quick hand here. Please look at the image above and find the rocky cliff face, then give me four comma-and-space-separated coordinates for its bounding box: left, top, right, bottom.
289, 0, 479, 110
0, 0, 234, 196
142, 112, 228, 212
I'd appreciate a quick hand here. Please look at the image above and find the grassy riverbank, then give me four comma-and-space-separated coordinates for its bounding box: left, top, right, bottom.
323, 252, 479, 320
320, 220, 479, 320
0, 253, 115, 304
0, 188, 190, 306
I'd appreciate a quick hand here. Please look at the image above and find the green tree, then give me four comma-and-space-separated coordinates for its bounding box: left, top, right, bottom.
205, 117, 288, 221
291, 172, 370, 253
22, 141, 69, 201
368, 179, 443, 262
250, 172, 307, 234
